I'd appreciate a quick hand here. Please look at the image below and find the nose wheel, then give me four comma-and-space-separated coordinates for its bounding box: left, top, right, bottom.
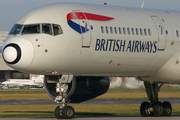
55, 105, 75, 119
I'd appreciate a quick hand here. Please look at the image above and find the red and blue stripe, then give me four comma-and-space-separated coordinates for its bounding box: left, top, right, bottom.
67, 12, 114, 34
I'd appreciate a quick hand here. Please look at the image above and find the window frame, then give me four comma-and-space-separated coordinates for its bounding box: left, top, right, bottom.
176, 30, 179, 37
136, 28, 139, 35
106, 26, 109, 33
53, 24, 63, 36
144, 29, 147, 36
119, 27, 122, 34
140, 28, 143, 35
21, 24, 41, 34
131, 28, 134, 35
148, 29, 151, 36
114, 27, 117, 34
101, 26, 104, 33
123, 27, 126, 34
42, 23, 53, 35
127, 28, 130, 35
110, 26, 113, 34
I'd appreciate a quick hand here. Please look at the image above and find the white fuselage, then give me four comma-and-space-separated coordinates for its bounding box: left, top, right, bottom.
2, 3, 180, 83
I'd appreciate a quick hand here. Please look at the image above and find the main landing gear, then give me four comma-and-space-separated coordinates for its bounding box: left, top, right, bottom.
54, 75, 75, 119
140, 82, 172, 117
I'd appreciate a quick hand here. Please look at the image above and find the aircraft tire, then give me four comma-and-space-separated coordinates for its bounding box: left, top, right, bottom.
140, 101, 150, 117
61, 106, 75, 119
153, 101, 163, 117
163, 101, 172, 116
54, 106, 63, 119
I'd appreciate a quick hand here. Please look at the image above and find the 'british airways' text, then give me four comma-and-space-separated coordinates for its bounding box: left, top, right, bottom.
95, 39, 157, 53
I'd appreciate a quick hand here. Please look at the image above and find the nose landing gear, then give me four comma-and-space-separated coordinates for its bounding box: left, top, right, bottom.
54, 75, 75, 119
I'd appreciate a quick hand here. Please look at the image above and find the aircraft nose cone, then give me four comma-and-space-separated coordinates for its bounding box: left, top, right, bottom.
3, 44, 21, 64
2, 37, 34, 69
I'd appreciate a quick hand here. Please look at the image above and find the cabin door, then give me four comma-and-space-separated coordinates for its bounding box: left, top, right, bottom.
151, 16, 166, 51
72, 10, 92, 48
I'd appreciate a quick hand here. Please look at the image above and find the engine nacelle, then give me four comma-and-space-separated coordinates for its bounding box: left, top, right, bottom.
44, 75, 109, 103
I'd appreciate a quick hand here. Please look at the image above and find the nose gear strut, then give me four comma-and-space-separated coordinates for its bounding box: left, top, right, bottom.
54, 75, 75, 119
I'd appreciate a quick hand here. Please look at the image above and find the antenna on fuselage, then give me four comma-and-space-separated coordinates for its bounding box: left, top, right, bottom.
141, 0, 145, 9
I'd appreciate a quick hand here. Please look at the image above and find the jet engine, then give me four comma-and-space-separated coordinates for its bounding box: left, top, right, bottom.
44, 75, 109, 103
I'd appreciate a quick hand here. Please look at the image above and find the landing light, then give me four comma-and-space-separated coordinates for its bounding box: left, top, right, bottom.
56, 87, 60, 92
56, 87, 65, 93
61, 88, 65, 92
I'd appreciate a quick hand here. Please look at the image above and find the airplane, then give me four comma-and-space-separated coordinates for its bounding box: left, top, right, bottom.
1, 75, 44, 87
1, 2, 180, 119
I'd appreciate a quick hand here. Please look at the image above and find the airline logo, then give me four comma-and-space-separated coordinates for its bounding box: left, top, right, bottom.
67, 12, 114, 34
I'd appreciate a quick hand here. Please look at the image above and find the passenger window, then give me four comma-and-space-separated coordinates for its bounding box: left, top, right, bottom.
110, 27, 113, 34
148, 29, 151, 36
114, 27, 117, 34
140, 28, 143, 35
106, 26, 109, 33
176, 30, 179, 37
144, 29, 147, 36
101, 26, 104, 33
131, 28, 134, 35
53, 24, 63, 35
22, 24, 40, 34
119, 27, 122, 34
42, 24, 52, 35
136, 28, 139, 35
123, 27, 126, 34
127, 28, 130, 35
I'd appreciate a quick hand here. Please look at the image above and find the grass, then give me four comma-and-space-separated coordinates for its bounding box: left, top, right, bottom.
95, 92, 180, 100
0, 89, 46, 93
0, 93, 51, 101
0, 88, 180, 117
0, 88, 180, 101
0, 104, 180, 117
0, 89, 180, 101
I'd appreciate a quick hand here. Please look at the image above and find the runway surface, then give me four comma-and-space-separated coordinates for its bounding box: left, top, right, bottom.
0, 99, 180, 105
0, 116, 180, 120
0, 99, 180, 120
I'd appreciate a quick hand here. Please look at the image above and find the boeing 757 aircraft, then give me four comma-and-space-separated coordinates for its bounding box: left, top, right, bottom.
2, 2, 180, 119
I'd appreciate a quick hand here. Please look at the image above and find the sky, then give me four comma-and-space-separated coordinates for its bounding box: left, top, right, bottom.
0, 0, 180, 31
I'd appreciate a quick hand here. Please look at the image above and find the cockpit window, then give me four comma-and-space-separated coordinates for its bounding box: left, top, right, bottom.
53, 24, 63, 35
42, 24, 52, 35
22, 24, 40, 34
9, 24, 23, 35
9, 23, 63, 36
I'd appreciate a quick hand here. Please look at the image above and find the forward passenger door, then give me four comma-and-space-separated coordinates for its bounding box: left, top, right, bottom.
72, 10, 92, 48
